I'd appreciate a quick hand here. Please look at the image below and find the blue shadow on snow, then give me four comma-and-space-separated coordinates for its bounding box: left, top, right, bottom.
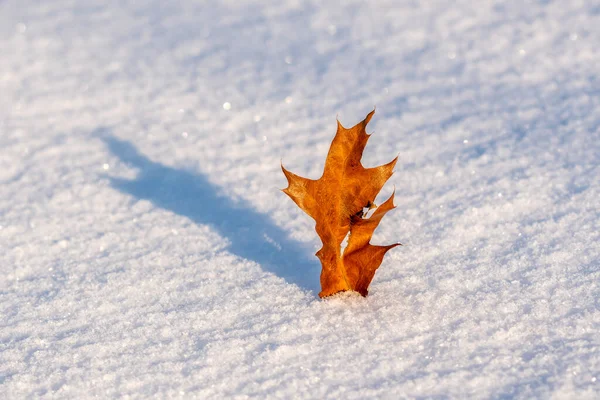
100, 134, 320, 294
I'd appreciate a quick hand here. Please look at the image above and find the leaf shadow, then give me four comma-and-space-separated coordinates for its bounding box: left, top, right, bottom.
97, 130, 320, 294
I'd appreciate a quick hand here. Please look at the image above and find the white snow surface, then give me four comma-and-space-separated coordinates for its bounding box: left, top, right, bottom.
1, 0, 599, 398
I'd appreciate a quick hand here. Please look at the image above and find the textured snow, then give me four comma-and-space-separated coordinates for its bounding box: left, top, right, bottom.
1, 0, 599, 398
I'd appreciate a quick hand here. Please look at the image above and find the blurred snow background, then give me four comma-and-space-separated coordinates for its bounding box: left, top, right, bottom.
1, 0, 599, 398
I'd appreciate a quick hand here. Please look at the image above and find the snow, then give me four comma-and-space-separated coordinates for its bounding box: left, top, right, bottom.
1, 0, 599, 398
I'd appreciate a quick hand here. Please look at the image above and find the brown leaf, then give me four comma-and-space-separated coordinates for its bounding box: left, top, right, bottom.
282, 110, 399, 298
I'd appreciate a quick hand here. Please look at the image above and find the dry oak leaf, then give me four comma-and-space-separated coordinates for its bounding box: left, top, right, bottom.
282, 110, 400, 298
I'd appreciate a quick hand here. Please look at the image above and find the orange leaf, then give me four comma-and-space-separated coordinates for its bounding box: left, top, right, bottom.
282, 110, 399, 297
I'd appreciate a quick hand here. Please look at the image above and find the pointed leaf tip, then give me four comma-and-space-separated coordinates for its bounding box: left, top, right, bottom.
364, 109, 375, 126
